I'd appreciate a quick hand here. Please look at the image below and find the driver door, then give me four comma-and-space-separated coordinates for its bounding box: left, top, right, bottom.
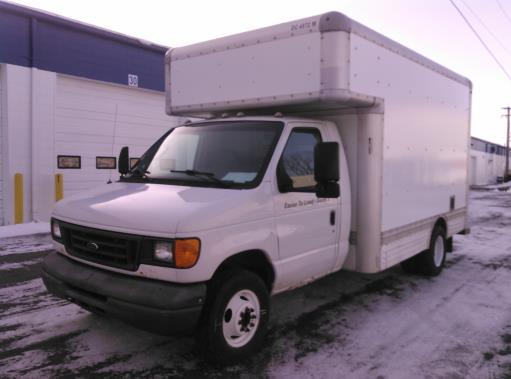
273, 124, 339, 290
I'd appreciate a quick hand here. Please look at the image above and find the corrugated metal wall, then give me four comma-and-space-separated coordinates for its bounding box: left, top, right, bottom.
54, 75, 177, 198
0, 2, 167, 91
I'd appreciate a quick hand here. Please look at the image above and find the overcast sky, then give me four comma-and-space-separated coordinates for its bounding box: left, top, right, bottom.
9, 0, 511, 146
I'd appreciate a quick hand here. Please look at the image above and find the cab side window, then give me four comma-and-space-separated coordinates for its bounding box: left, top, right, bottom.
278, 128, 322, 192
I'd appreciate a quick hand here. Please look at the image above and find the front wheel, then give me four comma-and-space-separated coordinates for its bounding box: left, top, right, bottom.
418, 225, 447, 276
195, 270, 269, 364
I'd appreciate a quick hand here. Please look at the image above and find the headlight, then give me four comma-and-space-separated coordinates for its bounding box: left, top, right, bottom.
51, 220, 62, 239
150, 238, 200, 268
154, 241, 173, 263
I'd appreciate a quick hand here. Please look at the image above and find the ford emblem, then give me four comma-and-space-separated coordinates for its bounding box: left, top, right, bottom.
86, 242, 100, 251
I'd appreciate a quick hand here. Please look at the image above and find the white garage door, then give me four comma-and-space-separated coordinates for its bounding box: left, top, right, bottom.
54, 76, 180, 198
0, 68, 4, 226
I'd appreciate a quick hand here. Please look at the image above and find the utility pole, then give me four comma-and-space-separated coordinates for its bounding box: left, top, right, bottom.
503, 107, 511, 181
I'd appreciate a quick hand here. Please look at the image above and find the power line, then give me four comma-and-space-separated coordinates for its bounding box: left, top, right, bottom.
449, 0, 511, 82
460, 0, 511, 56
496, 0, 511, 28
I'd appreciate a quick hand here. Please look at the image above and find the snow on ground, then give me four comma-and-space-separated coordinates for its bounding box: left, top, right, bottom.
1, 191, 511, 378
0, 222, 50, 239
472, 180, 511, 192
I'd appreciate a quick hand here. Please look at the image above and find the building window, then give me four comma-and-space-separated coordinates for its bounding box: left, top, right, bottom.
130, 158, 140, 169
57, 155, 81, 169
96, 156, 117, 169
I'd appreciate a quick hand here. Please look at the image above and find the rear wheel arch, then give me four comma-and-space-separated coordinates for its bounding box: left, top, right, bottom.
434, 217, 447, 236
434, 217, 453, 252
419, 220, 447, 276
401, 217, 448, 275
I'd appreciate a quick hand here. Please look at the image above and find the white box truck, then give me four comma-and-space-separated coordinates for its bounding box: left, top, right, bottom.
42, 11, 471, 363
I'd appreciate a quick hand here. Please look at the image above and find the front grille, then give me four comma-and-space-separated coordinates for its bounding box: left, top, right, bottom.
60, 222, 141, 271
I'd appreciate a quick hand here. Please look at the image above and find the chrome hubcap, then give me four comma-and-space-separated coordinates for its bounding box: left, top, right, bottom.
222, 289, 260, 348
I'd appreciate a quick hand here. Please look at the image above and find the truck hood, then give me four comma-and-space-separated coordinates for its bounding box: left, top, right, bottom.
53, 182, 272, 236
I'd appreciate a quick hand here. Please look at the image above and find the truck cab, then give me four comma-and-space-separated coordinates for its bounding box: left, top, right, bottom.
43, 116, 349, 363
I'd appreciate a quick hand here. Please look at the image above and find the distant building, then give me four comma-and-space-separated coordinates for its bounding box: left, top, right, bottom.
470, 137, 508, 185
0, 1, 180, 225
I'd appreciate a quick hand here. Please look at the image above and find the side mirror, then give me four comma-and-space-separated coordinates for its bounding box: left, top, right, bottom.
314, 142, 340, 198
118, 146, 130, 176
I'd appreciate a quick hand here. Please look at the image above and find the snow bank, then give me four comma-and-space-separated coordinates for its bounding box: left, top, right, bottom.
0, 222, 50, 239
473, 180, 511, 191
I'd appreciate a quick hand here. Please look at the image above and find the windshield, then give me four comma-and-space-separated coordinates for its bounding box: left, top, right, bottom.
124, 121, 283, 189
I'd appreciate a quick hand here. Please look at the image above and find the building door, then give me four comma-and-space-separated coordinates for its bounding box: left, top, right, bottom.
53, 75, 177, 199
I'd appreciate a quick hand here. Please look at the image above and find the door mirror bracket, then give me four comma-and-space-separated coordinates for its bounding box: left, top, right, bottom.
314, 142, 340, 199
118, 146, 130, 177
276, 161, 293, 193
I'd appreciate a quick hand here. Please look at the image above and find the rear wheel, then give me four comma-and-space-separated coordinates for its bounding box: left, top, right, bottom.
417, 225, 447, 276
195, 269, 269, 364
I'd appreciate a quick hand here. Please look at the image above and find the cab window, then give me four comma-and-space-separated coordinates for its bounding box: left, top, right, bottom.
278, 128, 322, 192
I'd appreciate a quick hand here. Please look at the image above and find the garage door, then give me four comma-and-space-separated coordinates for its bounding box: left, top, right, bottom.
0, 67, 4, 226
54, 75, 180, 198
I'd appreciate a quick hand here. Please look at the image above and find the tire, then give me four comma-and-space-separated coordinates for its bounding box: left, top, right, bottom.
417, 225, 447, 276
195, 269, 270, 365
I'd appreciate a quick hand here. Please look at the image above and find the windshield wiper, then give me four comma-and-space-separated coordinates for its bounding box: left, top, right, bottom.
170, 169, 232, 187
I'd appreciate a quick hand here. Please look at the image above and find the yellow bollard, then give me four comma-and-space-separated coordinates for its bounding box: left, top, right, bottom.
14, 173, 23, 224
55, 174, 63, 202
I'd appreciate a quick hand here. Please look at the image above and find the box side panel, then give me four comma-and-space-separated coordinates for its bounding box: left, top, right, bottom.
349, 34, 470, 233
380, 208, 467, 269
320, 31, 350, 92
170, 33, 322, 111
382, 223, 431, 269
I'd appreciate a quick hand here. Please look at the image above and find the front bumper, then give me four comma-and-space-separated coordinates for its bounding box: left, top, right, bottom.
42, 252, 206, 335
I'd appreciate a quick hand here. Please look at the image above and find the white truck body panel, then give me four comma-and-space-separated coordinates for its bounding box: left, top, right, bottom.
171, 33, 322, 109
166, 12, 471, 274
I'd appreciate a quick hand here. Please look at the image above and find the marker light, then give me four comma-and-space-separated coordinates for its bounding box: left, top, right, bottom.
174, 239, 200, 269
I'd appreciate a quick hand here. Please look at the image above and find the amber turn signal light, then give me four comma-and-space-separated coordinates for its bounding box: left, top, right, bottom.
174, 238, 201, 269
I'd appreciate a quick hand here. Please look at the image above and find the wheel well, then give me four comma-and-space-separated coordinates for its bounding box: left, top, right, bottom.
212, 250, 275, 291
434, 218, 447, 235
434, 217, 452, 252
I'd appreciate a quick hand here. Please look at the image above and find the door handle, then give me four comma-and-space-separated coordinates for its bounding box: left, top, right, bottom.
330, 210, 336, 226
